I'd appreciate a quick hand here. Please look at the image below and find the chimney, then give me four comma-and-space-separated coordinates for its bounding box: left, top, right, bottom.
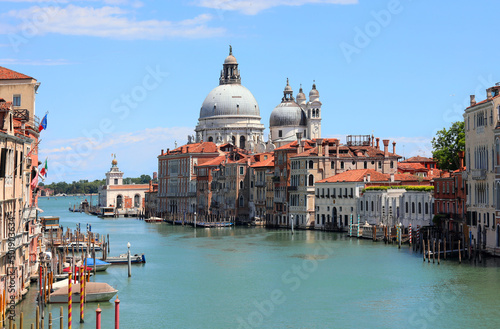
470, 95, 476, 106
383, 139, 389, 157
336, 142, 340, 158
390, 173, 394, 182
371, 134, 374, 147
363, 175, 366, 182
161, 149, 164, 155
458, 151, 465, 170
392, 141, 396, 155
317, 138, 324, 156
487, 89, 492, 100
376, 138, 380, 150
325, 142, 329, 157
367, 174, 371, 182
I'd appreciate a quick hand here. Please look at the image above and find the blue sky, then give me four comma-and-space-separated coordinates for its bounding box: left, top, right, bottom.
0, 0, 498, 183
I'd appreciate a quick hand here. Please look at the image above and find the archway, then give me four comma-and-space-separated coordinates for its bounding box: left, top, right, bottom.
116, 195, 123, 208
134, 194, 141, 208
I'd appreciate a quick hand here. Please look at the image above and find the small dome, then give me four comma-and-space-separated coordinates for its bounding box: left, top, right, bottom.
270, 102, 307, 127
224, 55, 237, 65
309, 83, 319, 98
296, 86, 306, 101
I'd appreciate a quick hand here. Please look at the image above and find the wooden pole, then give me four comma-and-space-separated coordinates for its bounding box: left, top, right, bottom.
427, 238, 430, 263
48, 312, 52, 329
459, 239, 462, 264
60, 307, 64, 329
36, 306, 39, 329
422, 239, 426, 262
19, 312, 23, 329
444, 236, 447, 260
432, 239, 435, 264
438, 239, 441, 265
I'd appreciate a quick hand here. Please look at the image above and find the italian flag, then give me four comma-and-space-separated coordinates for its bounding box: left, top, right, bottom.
40, 158, 48, 178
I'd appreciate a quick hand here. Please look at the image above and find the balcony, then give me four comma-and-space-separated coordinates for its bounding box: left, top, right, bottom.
255, 181, 266, 187
471, 169, 486, 180
288, 186, 297, 191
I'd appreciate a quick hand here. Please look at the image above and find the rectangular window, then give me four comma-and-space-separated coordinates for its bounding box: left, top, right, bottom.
13, 95, 21, 107
279, 130, 283, 137
0, 148, 7, 178
239, 166, 244, 175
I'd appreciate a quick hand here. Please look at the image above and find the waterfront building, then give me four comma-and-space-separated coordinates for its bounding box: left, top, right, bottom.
0, 97, 40, 303
358, 173, 433, 227
269, 81, 322, 147
464, 85, 500, 250
144, 181, 158, 218
195, 155, 225, 217
98, 158, 148, 216
158, 142, 221, 216
249, 153, 274, 222
433, 161, 467, 234
194, 47, 265, 152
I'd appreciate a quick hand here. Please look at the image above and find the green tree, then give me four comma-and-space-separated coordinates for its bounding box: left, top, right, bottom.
431, 121, 465, 171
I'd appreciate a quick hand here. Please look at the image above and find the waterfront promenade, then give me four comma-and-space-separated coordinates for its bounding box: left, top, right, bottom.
15, 196, 500, 328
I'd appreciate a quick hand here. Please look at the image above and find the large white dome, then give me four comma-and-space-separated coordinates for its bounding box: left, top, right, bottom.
199, 84, 260, 119
270, 102, 307, 127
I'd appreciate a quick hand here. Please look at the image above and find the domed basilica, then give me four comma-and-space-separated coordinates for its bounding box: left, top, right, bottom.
194, 46, 322, 151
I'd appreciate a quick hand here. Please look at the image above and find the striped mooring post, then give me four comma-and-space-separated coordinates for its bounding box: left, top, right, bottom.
357, 215, 360, 238
416, 225, 420, 243
80, 267, 84, 323
349, 214, 353, 237
68, 272, 72, 329
409, 224, 412, 245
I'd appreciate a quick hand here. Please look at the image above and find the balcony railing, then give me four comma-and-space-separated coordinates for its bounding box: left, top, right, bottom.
288, 186, 297, 191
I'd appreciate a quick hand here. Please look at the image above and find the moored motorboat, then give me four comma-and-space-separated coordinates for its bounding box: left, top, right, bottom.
49, 282, 118, 303
145, 217, 163, 223
104, 253, 146, 264
85, 258, 111, 272
57, 242, 102, 252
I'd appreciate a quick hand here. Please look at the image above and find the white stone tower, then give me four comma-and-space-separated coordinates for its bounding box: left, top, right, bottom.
306, 82, 322, 139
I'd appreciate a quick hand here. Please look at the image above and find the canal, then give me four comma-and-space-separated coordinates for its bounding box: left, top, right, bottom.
14, 196, 500, 328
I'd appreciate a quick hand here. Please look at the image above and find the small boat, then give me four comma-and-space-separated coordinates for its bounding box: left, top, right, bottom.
104, 253, 146, 264
85, 258, 111, 272
145, 217, 163, 223
49, 282, 118, 303
58, 242, 102, 252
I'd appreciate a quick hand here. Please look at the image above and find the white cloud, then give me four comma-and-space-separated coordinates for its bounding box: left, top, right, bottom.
1, 4, 225, 39
0, 58, 72, 65
40, 126, 194, 182
194, 0, 358, 15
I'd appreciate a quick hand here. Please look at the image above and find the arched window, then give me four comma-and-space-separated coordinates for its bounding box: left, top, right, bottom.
405, 202, 408, 213
208, 136, 213, 142
418, 202, 422, 214
371, 201, 374, 211
240, 136, 246, 149
360, 201, 363, 211
412, 202, 415, 213
116, 195, 123, 208
425, 203, 429, 214
134, 194, 141, 208
239, 195, 244, 207
308, 174, 314, 186
239, 181, 243, 189
364, 161, 367, 169
232, 136, 236, 145
366, 201, 368, 210
309, 160, 314, 169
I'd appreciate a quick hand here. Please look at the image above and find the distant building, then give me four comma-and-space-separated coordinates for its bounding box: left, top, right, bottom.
98, 158, 148, 216
144, 181, 158, 218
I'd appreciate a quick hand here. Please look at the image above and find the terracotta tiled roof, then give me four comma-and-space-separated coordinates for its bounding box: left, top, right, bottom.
398, 162, 427, 171
197, 155, 226, 167
317, 169, 388, 183
466, 94, 500, 109
164, 141, 219, 155
251, 155, 274, 168
108, 184, 149, 190
394, 173, 431, 181
0, 66, 33, 80
403, 156, 434, 163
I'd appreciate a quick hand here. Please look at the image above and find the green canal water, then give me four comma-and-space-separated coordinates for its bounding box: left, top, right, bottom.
13, 196, 500, 328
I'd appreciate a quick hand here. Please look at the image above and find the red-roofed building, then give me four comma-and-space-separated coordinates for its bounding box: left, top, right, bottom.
157, 141, 222, 216
249, 153, 274, 223
195, 155, 226, 217
401, 156, 437, 170
0, 67, 43, 303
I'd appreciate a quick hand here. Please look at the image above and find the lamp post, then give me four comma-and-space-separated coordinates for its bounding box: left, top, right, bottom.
291, 214, 294, 235
127, 242, 131, 277
194, 211, 197, 228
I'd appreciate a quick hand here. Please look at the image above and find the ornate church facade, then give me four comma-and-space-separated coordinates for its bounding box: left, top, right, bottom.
194, 46, 322, 151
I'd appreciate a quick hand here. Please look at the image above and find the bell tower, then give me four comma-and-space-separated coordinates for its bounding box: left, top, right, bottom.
306, 82, 322, 139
